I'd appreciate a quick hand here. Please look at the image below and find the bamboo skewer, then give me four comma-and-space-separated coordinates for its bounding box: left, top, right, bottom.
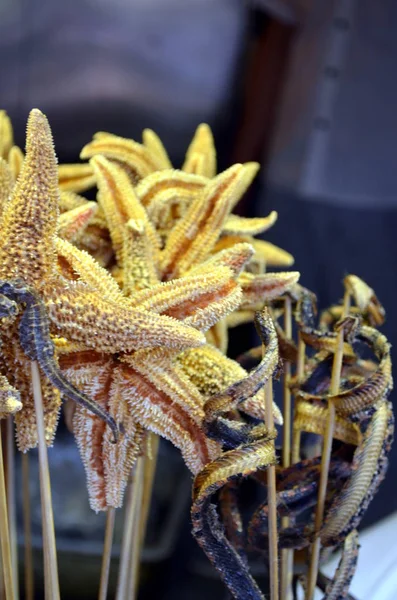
292, 333, 306, 463
0, 549, 4, 600
115, 457, 145, 600
281, 297, 292, 473
6, 419, 18, 599
98, 507, 116, 600
264, 374, 279, 600
305, 292, 351, 600
127, 463, 145, 600
280, 297, 293, 600
31, 361, 60, 600
0, 424, 5, 600
0, 421, 15, 600
139, 433, 159, 549
21, 453, 34, 600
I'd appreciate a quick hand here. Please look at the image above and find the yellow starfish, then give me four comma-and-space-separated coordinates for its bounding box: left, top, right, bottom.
0, 158, 13, 216
0, 110, 24, 180
55, 236, 246, 510
56, 220, 289, 512
59, 345, 220, 512
52, 174, 259, 509
0, 109, 206, 451
58, 163, 96, 194
59, 124, 294, 291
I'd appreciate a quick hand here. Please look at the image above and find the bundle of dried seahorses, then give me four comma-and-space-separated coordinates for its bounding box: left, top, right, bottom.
0, 108, 392, 600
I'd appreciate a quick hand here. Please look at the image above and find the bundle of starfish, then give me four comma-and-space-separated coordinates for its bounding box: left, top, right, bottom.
0, 109, 393, 600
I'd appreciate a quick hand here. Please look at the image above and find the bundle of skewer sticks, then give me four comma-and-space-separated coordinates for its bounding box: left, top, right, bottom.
0, 273, 391, 600
0, 108, 393, 600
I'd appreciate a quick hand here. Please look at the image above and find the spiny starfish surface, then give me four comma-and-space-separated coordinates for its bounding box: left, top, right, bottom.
0, 109, 207, 451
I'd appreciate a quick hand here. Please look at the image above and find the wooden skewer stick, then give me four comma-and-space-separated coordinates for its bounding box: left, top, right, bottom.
281, 296, 293, 600
289, 328, 307, 599
292, 333, 306, 463
6, 419, 18, 599
98, 507, 116, 600
264, 372, 279, 600
281, 296, 293, 472
31, 361, 60, 600
305, 292, 351, 600
0, 545, 4, 600
0, 420, 15, 600
138, 433, 159, 549
21, 453, 34, 600
115, 457, 145, 600
127, 461, 146, 600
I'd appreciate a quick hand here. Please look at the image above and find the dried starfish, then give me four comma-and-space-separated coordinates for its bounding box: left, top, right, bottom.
0, 109, 205, 450
0, 110, 24, 179
53, 202, 256, 510
53, 163, 293, 511
53, 138, 298, 509
0, 158, 14, 215
84, 151, 297, 351
59, 343, 221, 511
55, 237, 254, 509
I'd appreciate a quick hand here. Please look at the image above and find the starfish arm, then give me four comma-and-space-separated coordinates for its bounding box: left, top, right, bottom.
0, 109, 59, 287
238, 271, 300, 307
124, 349, 206, 418
136, 170, 206, 203
250, 239, 295, 268
229, 162, 260, 210
102, 402, 145, 510
135, 169, 207, 233
58, 202, 98, 243
128, 265, 239, 321
182, 280, 242, 332
59, 191, 88, 212
0, 158, 14, 217
121, 219, 159, 294
178, 345, 249, 396
182, 124, 217, 178
188, 243, 254, 278
178, 343, 283, 425
90, 155, 161, 264
222, 211, 278, 236
0, 110, 13, 159
81, 133, 163, 180
142, 129, 172, 169
46, 280, 205, 353
213, 235, 295, 269
8, 145, 24, 180
118, 363, 219, 474
61, 356, 144, 511
55, 237, 124, 302
160, 164, 248, 279
58, 163, 96, 193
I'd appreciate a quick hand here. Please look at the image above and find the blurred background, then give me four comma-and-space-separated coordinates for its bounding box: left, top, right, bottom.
1, 0, 397, 597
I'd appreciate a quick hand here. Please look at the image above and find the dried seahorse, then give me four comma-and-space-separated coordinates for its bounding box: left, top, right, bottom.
0, 278, 120, 441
